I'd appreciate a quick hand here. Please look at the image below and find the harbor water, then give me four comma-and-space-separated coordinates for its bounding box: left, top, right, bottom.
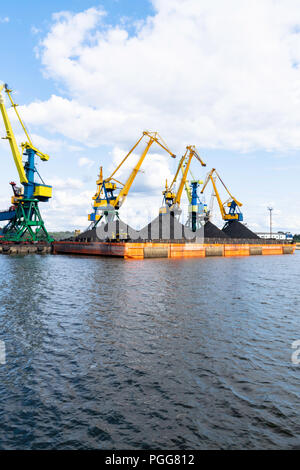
0, 252, 299, 449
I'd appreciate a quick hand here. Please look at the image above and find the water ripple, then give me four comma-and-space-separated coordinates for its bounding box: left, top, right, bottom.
0, 253, 300, 449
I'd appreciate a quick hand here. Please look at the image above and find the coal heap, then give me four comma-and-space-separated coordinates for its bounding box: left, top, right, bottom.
222, 221, 259, 239
97, 220, 139, 240
204, 221, 229, 238
76, 219, 139, 241
139, 213, 194, 240
75, 227, 99, 242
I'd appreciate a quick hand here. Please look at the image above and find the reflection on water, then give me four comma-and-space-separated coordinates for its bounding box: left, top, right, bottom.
0, 253, 300, 449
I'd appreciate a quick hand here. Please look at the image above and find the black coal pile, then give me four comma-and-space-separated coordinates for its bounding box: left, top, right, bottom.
222, 221, 259, 239
75, 219, 139, 241
204, 221, 229, 238
97, 219, 138, 240
139, 213, 194, 240
75, 227, 98, 242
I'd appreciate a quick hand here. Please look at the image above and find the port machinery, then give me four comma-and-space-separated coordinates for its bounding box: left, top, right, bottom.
201, 168, 243, 225
53, 135, 295, 258
0, 84, 53, 242
159, 145, 207, 231
88, 131, 176, 228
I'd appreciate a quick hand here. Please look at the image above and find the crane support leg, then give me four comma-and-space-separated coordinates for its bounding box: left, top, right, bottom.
2, 198, 53, 242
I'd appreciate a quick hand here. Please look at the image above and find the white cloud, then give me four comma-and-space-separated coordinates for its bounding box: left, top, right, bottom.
0, 17, 9, 24
3, 1, 300, 232
43, 188, 93, 231
48, 177, 84, 189
109, 142, 174, 191
21, 0, 300, 153
78, 157, 94, 168
58, 140, 176, 230
40, 139, 175, 231
18, 94, 140, 147
0, 96, 84, 155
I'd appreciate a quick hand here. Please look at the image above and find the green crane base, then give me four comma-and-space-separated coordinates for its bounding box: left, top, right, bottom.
2, 198, 53, 243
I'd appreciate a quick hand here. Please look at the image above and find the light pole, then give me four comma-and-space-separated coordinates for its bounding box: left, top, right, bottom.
268, 207, 273, 239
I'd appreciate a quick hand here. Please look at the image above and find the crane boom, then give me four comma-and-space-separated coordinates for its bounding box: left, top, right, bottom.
174, 149, 193, 205
201, 169, 226, 219
109, 134, 144, 180
183, 170, 192, 203
5, 85, 50, 161
174, 145, 206, 206
114, 132, 176, 209
114, 138, 153, 209
169, 155, 185, 191
0, 84, 28, 183
175, 145, 206, 205
5, 86, 33, 147
180, 150, 205, 205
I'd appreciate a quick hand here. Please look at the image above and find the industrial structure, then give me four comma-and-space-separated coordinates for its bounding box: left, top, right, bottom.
0, 83, 294, 258
88, 131, 176, 228
201, 168, 243, 224
159, 145, 207, 231
0, 84, 52, 242
53, 134, 294, 258
198, 169, 260, 239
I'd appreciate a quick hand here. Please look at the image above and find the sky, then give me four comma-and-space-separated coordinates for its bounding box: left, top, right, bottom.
0, 0, 300, 233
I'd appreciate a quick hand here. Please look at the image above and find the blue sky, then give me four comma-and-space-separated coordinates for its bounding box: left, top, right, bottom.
0, 0, 300, 233
0, 0, 153, 102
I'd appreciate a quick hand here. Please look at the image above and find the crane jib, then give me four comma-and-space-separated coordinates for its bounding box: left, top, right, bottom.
0, 89, 28, 184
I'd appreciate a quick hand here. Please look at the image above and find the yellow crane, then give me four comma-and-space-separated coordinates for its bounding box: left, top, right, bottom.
159, 145, 206, 216
0, 84, 28, 184
201, 168, 243, 222
0, 84, 50, 183
0, 83, 52, 242
89, 131, 176, 225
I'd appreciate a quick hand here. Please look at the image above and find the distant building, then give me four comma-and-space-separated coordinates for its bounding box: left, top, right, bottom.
256, 231, 293, 241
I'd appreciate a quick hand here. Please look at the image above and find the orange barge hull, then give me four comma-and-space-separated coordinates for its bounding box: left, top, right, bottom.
52, 241, 296, 259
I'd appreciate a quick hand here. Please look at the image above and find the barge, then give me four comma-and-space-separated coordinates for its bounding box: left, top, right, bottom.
1, 218, 295, 258
52, 239, 295, 259
52, 218, 295, 259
